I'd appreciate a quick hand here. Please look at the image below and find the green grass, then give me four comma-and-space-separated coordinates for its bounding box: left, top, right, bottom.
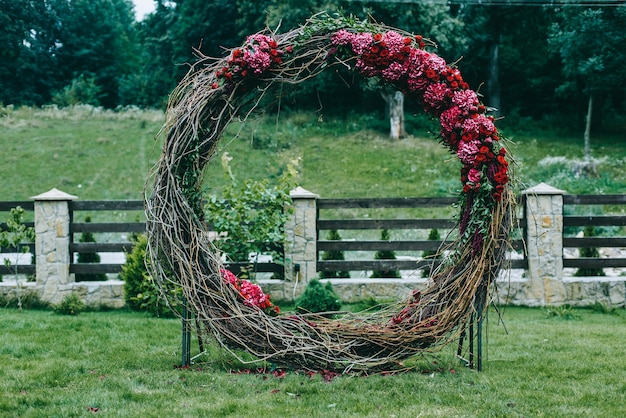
1, 306, 624, 417
2, 106, 625, 203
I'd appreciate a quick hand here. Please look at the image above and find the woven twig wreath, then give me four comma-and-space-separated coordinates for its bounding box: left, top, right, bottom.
145, 15, 514, 372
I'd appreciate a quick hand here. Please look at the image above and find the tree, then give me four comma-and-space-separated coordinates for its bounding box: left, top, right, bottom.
0, 0, 64, 105
0, 207, 36, 312
54, 0, 139, 108
549, 7, 626, 169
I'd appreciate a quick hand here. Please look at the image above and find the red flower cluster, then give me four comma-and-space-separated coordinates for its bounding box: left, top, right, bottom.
221, 268, 280, 316
213, 34, 291, 89
330, 29, 510, 202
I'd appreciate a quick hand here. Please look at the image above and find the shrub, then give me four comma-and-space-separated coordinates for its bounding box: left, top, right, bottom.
295, 279, 341, 314
319, 229, 350, 279
75, 216, 107, 282
574, 226, 605, 277
204, 153, 298, 276
422, 228, 441, 278
120, 234, 180, 317
53, 293, 85, 316
52, 74, 102, 107
0, 289, 48, 310
371, 229, 401, 278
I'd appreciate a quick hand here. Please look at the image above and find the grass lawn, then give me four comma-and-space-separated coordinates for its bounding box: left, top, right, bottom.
1, 306, 625, 417
1, 106, 625, 202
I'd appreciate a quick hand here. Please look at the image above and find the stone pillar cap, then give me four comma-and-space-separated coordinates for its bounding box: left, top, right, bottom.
522, 182, 566, 195
290, 186, 319, 199
31, 188, 79, 201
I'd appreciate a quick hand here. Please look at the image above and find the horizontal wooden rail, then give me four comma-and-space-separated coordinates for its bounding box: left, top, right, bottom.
71, 222, 146, 233
563, 195, 626, 205
318, 239, 526, 253
318, 258, 527, 272
71, 243, 135, 253
223, 262, 284, 275
70, 200, 144, 211
563, 237, 626, 248
317, 197, 457, 209
563, 258, 626, 268
0, 265, 36, 275
0, 201, 34, 211
564, 216, 626, 227
1, 243, 35, 254
318, 219, 457, 230
317, 240, 453, 252
70, 264, 124, 274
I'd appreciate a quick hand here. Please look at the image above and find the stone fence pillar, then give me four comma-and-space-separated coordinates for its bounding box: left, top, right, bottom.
32, 188, 77, 304
284, 187, 318, 285
522, 182, 566, 306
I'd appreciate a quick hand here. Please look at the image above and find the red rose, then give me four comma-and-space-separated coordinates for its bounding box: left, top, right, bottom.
374, 33, 383, 42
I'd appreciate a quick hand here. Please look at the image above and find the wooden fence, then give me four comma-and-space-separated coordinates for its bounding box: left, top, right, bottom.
316, 196, 528, 275
2, 194, 626, 278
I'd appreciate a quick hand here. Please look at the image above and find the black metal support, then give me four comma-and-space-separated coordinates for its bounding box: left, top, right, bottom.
457, 310, 484, 371
477, 311, 484, 372
181, 297, 191, 367
468, 314, 475, 368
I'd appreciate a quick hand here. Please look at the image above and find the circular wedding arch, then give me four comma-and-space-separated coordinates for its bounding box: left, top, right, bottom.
145, 15, 514, 372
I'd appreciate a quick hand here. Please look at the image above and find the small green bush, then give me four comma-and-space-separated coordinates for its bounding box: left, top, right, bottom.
319, 229, 350, 279
120, 234, 180, 317
75, 216, 107, 282
574, 226, 605, 277
371, 229, 401, 278
52, 74, 102, 107
422, 228, 441, 278
53, 293, 85, 316
295, 279, 341, 314
0, 289, 49, 310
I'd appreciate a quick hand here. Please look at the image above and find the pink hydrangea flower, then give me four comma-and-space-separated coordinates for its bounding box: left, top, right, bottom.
462, 114, 496, 135
406, 49, 428, 79
468, 168, 482, 183
423, 82, 449, 112
381, 61, 406, 81
440, 106, 463, 134
452, 89, 479, 111
457, 139, 481, 164
383, 31, 406, 54
331, 29, 354, 46
351, 32, 374, 54
424, 53, 448, 74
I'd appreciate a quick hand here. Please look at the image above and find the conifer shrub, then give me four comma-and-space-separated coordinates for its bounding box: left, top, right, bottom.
319, 229, 350, 279
295, 279, 341, 314
120, 234, 180, 317
574, 226, 605, 277
422, 228, 441, 278
75, 216, 107, 281
371, 229, 401, 278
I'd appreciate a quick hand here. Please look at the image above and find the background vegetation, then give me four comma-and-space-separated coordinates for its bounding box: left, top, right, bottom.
2, 1, 625, 135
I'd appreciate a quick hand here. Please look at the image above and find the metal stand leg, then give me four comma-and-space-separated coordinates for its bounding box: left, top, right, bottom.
477, 311, 483, 372
182, 297, 191, 367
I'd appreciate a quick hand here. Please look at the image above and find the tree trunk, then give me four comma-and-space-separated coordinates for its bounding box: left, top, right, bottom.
382, 90, 405, 140
487, 41, 501, 116
584, 93, 593, 163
